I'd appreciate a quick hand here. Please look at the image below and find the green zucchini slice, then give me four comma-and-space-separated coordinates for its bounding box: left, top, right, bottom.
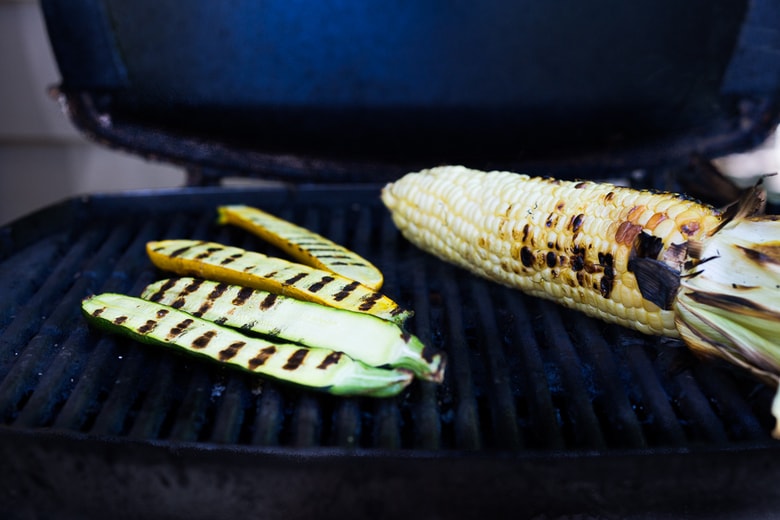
82, 293, 413, 398
142, 277, 445, 382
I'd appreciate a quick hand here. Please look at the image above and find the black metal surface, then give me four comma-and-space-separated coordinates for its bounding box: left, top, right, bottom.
1, 183, 779, 518
40, 0, 780, 181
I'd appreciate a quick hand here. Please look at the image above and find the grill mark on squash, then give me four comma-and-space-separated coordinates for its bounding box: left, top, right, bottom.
284, 348, 308, 370
137, 319, 157, 334
284, 273, 307, 285
359, 292, 382, 311
308, 275, 335, 293
147, 278, 177, 302
333, 281, 360, 301
259, 293, 278, 310
218, 341, 246, 361
191, 330, 217, 349
232, 286, 254, 305
169, 318, 193, 337
248, 346, 276, 369
317, 351, 343, 369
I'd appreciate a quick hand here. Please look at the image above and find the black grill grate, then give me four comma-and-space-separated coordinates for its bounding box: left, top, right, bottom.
0, 183, 775, 454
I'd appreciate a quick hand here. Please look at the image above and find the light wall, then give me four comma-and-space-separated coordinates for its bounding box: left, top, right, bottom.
0, 0, 184, 227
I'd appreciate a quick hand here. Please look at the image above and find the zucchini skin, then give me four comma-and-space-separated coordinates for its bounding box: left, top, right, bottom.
142, 277, 446, 383
82, 293, 413, 398
146, 239, 412, 325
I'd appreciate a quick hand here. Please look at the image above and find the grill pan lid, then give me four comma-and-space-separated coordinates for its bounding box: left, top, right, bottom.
41, 0, 780, 182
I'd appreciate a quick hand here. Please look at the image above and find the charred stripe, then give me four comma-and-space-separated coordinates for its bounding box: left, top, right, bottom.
137, 319, 157, 334
284, 272, 307, 285
232, 286, 254, 305
194, 246, 223, 259
146, 278, 178, 302
169, 318, 194, 337
308, 275, 335, 293
218, 341, 246, 361
358, 292, 382, 311
259, 293, 278, 310
317, 351, 343, 369
191, 330, 217, 349
248, 346, 276, 369
220, 253, 243, 265
333, 280, 361, 301
283, 348, 309, 370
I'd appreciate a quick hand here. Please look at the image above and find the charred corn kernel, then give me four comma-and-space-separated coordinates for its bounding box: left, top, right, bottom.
146, 239, 411, 325
82, 293, 413, 397
217, 205, 384, 290
381, 166, 721, 337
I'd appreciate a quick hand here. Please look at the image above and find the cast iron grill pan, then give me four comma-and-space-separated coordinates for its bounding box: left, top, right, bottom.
1, 182, 779, 518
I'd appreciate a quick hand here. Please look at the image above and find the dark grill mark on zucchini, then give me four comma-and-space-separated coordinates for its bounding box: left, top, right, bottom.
220, 253, 243, 265
259, 293, 278, 310
232, 286, 254, 305
183, 278, 204, 294
333, 281, 360, 301
284, 272, 307, 285
218, 341, 246, 361
91, 307, 105, 317
192, 330, 217, 349
171, 298, 186, 309
317, 351, 343, 369
113, 315, 128, 325
283, 348, 308, 370
208, 282, 228, 300
156, 309, 169, 318
308, 275, 335, 293
194, 301, 212, 317
248, 346, 276, 369
169, 318, 194, 337
359, 293, 381, 311
137, 319, 157, 334
147, 278, 177, 302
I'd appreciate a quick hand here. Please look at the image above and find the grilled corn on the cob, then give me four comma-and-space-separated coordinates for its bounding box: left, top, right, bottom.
382, 165, 780, 436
